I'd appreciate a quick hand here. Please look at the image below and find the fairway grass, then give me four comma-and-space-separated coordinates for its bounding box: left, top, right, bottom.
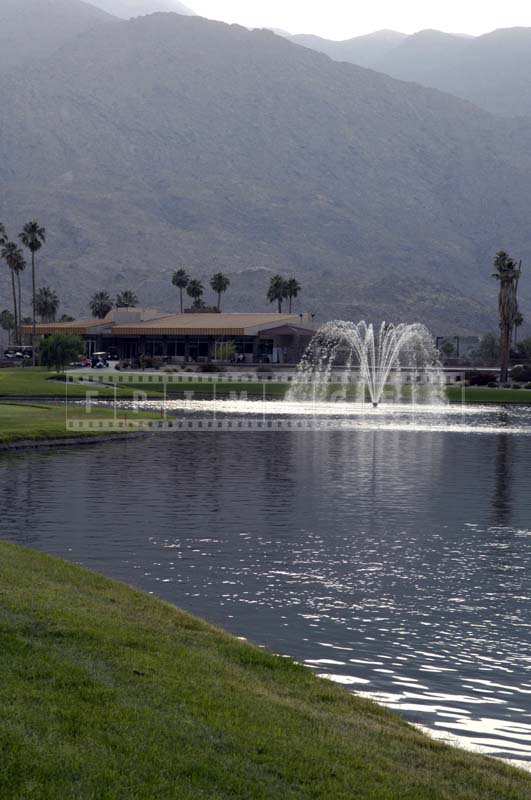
0, 542, 529, 800
0, 403, 147, 444
2, 367, 531, 404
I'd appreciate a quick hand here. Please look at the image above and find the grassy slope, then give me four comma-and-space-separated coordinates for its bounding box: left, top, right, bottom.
0, 542, 529, 800
0, 403, 147, 444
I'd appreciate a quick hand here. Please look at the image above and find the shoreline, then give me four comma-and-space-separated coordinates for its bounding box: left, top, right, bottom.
1, 540, 529, 799
0, 431, 148, 453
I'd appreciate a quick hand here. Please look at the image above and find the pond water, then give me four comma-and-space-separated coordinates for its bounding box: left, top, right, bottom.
1, 402, 530, 769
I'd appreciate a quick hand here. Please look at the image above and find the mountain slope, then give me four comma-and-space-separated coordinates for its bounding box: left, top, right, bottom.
291, 30, 407, 69
1, 14, 531, 332
292, 26, 531, 118
0, 0, 115, 72
86, 0, 195, 17
376, 27, 531, 117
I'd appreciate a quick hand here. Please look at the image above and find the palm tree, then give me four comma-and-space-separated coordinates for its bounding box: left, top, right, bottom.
172, 269, 189, 313
19, 219, 46, 365
0, 223, 7, 247
513, 311, 524, 347
186, 279, 204, 308
1, 241, 24, 342
492, 251, 521, 384
115, 290, 138, 308
14, 251, 26, 330
0, 309, 15, 344
210, 272, 230, 311
284, 278, 301, 313
90, 291, 114, 319
267, 275, 286, 313
35, 286, 59, 322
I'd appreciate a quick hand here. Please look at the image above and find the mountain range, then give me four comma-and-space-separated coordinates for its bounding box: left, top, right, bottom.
289, 27, 531, 117
87, 0, 194, 19
1, 2, 531, 333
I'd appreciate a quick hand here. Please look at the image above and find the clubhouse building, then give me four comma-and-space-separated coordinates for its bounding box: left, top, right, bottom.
25, 308, 317, 365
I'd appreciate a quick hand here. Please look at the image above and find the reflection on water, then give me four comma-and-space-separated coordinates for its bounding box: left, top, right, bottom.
0, 409, 530, 769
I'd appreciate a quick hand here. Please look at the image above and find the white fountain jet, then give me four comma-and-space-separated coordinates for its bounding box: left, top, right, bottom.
288, 321, 446, 407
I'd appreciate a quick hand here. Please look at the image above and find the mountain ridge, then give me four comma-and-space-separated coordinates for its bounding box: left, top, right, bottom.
290, 25, 531, 117
1, 12, 531, 332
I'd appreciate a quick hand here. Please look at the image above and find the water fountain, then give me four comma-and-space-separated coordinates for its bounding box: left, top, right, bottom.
288, 321, 446, 407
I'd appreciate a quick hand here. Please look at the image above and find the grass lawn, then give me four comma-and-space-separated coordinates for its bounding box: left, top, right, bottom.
0, 403, 152, 444
2, 368, 531, 405
0, 368, 163, 399
0, 542, 529, 800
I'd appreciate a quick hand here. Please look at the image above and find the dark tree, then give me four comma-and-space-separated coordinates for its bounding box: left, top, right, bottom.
267, 275, 286, 313
19, 219, 46, 365
210, 272, 230, 311
116, 290, 138, 308
90, 291, 114, 319
172, 269, 189, 313
492, 251, 521, 383
35, 286, 60, 322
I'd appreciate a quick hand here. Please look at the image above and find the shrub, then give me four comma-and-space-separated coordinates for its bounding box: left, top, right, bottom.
40, 334, 84, 372
511, 364, 531, 382
467, 370, 497, 386
200, 363, 220, 373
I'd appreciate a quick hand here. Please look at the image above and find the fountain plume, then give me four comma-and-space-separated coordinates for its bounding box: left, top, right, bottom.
288, 321, 446, 407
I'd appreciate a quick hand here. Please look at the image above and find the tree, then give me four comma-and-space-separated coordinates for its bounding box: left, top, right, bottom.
40, 333, 84, 372
59, 314, 75, 322
0, 223, 7, 247
267, 275, 286, 313
90, 291, 114, 319
513, 311, 524, 346
115, 290, 138, 308
0, 309, 15, 344
1, 241, 24, 343
172, 269, 189, 313
210, 272, 230, 311
284, 277, 301, 313
13, 250, 26, 332
19, 219, 46, 365
440, 340, 455, 359
492, 251, 521, 383
186, 279, 204, 308
473, 332, 500, 366
35, 286, 59, 322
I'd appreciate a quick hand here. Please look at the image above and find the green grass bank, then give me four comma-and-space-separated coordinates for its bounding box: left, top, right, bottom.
0, 403, 152, 445
0, 541, 529, 800
2, 367, 531, 404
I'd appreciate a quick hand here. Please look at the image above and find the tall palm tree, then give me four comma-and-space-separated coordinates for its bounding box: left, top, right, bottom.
1, 242, 24, 342
115, 290, 138, 308
210, 272, 230, 311
172, 268, 189, 313
186, 279, 204, 308
90, 291, 114, 319
513, 311, 524, 347
35, 286, 59, 322
19, 219, 46, 365
284, 278, 301, 313
267, 275, 286, 313
0, 223, 7, 247
492, 251, 521, 384
14, 251, 26, 330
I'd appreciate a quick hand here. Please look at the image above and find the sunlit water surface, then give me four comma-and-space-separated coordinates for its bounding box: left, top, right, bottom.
1, 400, 530, 770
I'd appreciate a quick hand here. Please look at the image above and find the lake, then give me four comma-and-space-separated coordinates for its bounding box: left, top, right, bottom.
1, 402, 530, 769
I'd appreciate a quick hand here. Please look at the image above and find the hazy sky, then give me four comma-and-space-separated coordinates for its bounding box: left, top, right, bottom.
190, 1, 531, 39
